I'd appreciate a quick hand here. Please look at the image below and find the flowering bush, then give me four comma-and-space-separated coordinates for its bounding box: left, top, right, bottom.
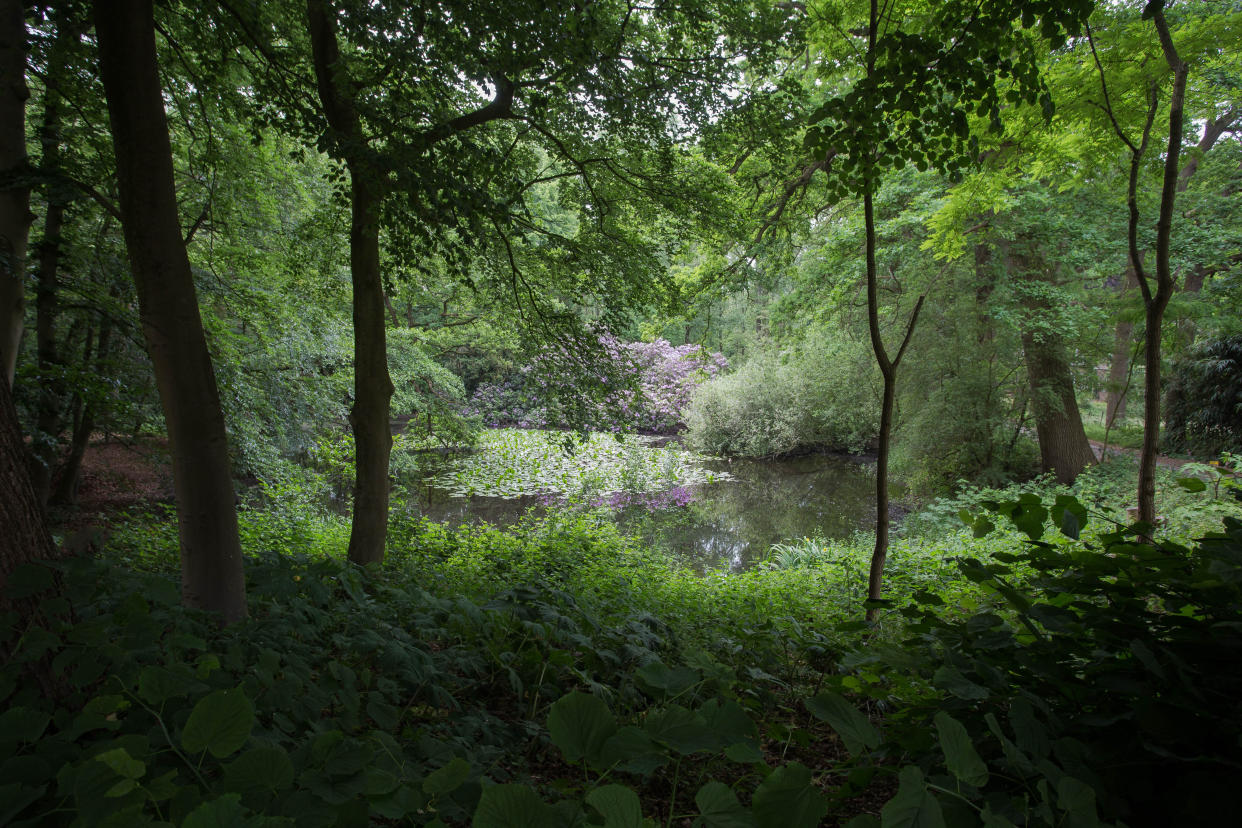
464, 338, 727, 434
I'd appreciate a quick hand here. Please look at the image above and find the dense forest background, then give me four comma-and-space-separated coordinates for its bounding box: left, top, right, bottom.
2, 0, 1241, 826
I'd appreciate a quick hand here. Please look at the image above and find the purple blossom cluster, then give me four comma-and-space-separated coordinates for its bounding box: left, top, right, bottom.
464, 338, 727, 434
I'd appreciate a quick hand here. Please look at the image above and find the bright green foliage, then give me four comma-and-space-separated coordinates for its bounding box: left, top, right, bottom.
685, 339, 879, 457
429, 429, 729, 500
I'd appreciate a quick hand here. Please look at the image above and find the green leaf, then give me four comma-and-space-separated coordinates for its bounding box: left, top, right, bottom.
980, 806, 1018, 828
844, 817, 881, 828
96, 748, 145, 781
472, 783, 566, 828
1176, 476, 1206, 492
182, 793, 245, 828
222, 746, 294, 794
0, 707, 51, 743
586, 784, 644, 828
751, 763, 829, 828
138, 665, 194, 706
1053, 495, 1088, 539
933, 712, 989, 787
547, 692, 616, 765
804, 692, 880, 756
635, 661, 700, 697
880, 766, 945, 828
724, 742, 764, 764
695, 781, 756, 828
1055, 777, 1100, 826
181, 689, 254, 759
644, 705, 714, 755
597, 726, 666, 775
424, 757, 471, 796
933, 665, 989, 701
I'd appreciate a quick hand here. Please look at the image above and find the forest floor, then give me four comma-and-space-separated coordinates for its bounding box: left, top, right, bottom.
58, 436, 174, 530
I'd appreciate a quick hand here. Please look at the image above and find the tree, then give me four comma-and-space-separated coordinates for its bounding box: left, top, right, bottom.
0, 0, 31, 387
0, 368, 57, 617
223, 0, 791, 564
94, 0, 246, 622
1091, 2, 1188, 527
801, 0, 1094, 618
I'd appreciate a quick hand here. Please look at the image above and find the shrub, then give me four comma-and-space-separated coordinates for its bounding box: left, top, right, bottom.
684, 340, 878, 457
1165, 334, 1242, 457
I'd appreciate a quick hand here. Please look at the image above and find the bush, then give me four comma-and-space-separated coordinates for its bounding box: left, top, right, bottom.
1165, 334, 1242, 457
684, 340, 878, 457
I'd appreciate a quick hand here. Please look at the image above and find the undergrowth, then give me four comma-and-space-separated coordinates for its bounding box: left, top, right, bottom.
6, 462, 1242, 826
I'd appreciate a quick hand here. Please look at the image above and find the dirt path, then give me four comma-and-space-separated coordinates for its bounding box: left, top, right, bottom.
1088, 439, 1194, 471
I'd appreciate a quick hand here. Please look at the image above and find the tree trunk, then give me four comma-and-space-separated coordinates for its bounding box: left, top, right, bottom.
51, 310, 111, 506
94, 0, 246, 622
862, 175, 923, 623
1021, 324, 1096, 484
28, 51, 70, 506
1137, 11, 1188, 527
307, 0, 394, 565
345, 170, 392, 565
1104, 260, 1141, 428
0, 0, 31, 387
0, 369, 57, 614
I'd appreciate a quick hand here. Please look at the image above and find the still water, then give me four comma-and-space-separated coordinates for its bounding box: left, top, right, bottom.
407, 453, 883, 572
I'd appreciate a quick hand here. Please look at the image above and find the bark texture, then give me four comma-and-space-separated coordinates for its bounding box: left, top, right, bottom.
0, 0, 31, 387
1021, 324, 1096, 484
1007, 241, 1095, 484
95, 0, 246, 622
0, 370, 57, 614
307, 0, 394, 565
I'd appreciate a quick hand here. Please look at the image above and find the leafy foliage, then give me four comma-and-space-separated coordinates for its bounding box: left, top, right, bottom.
1165, 333, 1242, 457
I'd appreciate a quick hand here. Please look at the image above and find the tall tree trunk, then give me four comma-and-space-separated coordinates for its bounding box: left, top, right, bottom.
94, 0, 246, 622
862, 181, 923, 623
345, 170, 392, 565
1136, 11, 1188, 527
0, 0, 31, 387
1104, 108, 1231, 430
1020, 324, 1096, 484
307, 0, 394, 565
28, 41, 71, 506
1007, 239, 1095, 484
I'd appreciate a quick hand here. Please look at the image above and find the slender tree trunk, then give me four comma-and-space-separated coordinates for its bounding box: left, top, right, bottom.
29, 54, 70, 506
0, 0, 31, 387
862, 180, 923, 622
52, 310, 111, 506
95, 0, 246, 622
307, 0, 394, 565
1104, 260, 1140, 427
1137, 11, 1188, 527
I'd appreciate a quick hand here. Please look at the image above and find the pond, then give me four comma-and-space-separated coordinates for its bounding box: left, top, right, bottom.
403, 429, 886, 571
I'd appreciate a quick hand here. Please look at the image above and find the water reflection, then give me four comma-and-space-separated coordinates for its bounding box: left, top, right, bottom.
409, 452, 885, 572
